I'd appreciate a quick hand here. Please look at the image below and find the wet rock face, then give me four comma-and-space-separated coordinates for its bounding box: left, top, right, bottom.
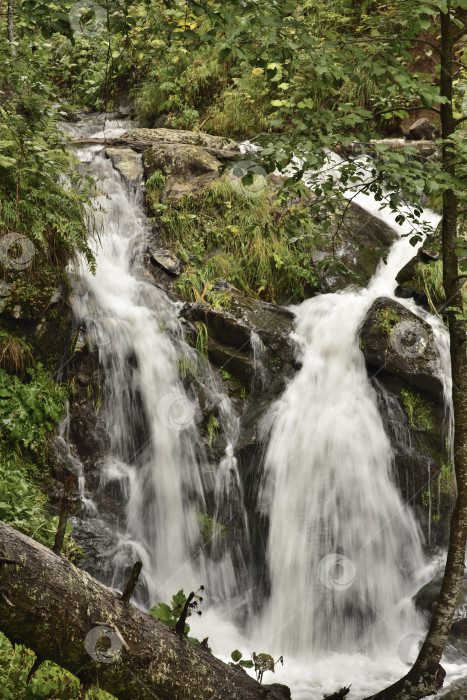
181, 281, 297, 395
359, 297, 443, 399
182, 284, 296, 478
372, 376, 449, 534
314, 202, 398, 291
359, 297, 453, 538
105, 147, 144, 189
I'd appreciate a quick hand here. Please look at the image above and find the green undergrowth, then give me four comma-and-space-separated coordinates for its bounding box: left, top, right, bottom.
0, 359, 86, 697
0, 632, 115, 700
0, 361, 78, 550
158, 180, 320, 302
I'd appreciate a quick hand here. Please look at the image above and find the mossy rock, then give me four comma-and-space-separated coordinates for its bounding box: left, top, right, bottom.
143, 143, 221, 200
314, 201, 398, 291
359, 297, 444, 399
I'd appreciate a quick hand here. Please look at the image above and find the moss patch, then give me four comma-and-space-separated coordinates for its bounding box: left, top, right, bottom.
400, 388, 436, 432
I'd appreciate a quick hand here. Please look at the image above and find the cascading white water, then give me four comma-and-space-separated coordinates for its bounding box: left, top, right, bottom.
66, 116, 255, 613
71, 144, 207, 602
258, 171, 445, 657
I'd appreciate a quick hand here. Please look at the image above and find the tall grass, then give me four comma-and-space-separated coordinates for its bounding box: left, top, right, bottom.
161, 180, 320, 302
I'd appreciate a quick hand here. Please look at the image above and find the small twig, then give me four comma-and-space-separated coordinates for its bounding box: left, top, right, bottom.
175, 591, 196, 635
120, 561, 143, 604
0, 587, 14, 607
53, 476, 76, 554
26, 656, 43, 684
90, 621, 130, 651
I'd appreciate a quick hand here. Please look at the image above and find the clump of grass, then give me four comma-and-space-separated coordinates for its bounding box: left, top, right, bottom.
415, 260, 445, 307
163, 179, 320, 303
203, 66, 273, 138
0, 330, 35, 378
194, 321, 209, 363
377, 307, 400, 336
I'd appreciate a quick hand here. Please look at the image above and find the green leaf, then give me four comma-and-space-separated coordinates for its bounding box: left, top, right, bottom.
231, 649, 243, 663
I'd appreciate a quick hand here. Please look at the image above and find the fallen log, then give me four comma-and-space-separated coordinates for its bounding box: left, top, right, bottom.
0, 521, 282, 700
68, 137, 238, 161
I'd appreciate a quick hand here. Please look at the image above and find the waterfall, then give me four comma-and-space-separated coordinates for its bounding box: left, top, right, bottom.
64, 118, 467, 697
70, 144, 206, 602
258, 169, 445, 657
65, 115, 256, 616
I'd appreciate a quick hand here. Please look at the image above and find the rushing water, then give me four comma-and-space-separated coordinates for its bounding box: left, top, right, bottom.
258, 169, 446, 658
65, 117, 467, 698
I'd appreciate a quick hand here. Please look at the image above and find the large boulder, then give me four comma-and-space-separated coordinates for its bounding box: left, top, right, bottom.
181, 280, 297, 394
359, 297, 444, 398
403, 118, 438, 140
143, 143, 222, 200
313, 201, 398, 291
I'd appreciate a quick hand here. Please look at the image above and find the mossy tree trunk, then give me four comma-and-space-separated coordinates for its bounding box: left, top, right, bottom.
0, 521, 280, 700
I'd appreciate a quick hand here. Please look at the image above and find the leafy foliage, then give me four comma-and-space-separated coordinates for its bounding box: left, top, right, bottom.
0, 364, 66, 450
230, 649, 254, 668
0, 632, 115, 700
149, 588, 204, 644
